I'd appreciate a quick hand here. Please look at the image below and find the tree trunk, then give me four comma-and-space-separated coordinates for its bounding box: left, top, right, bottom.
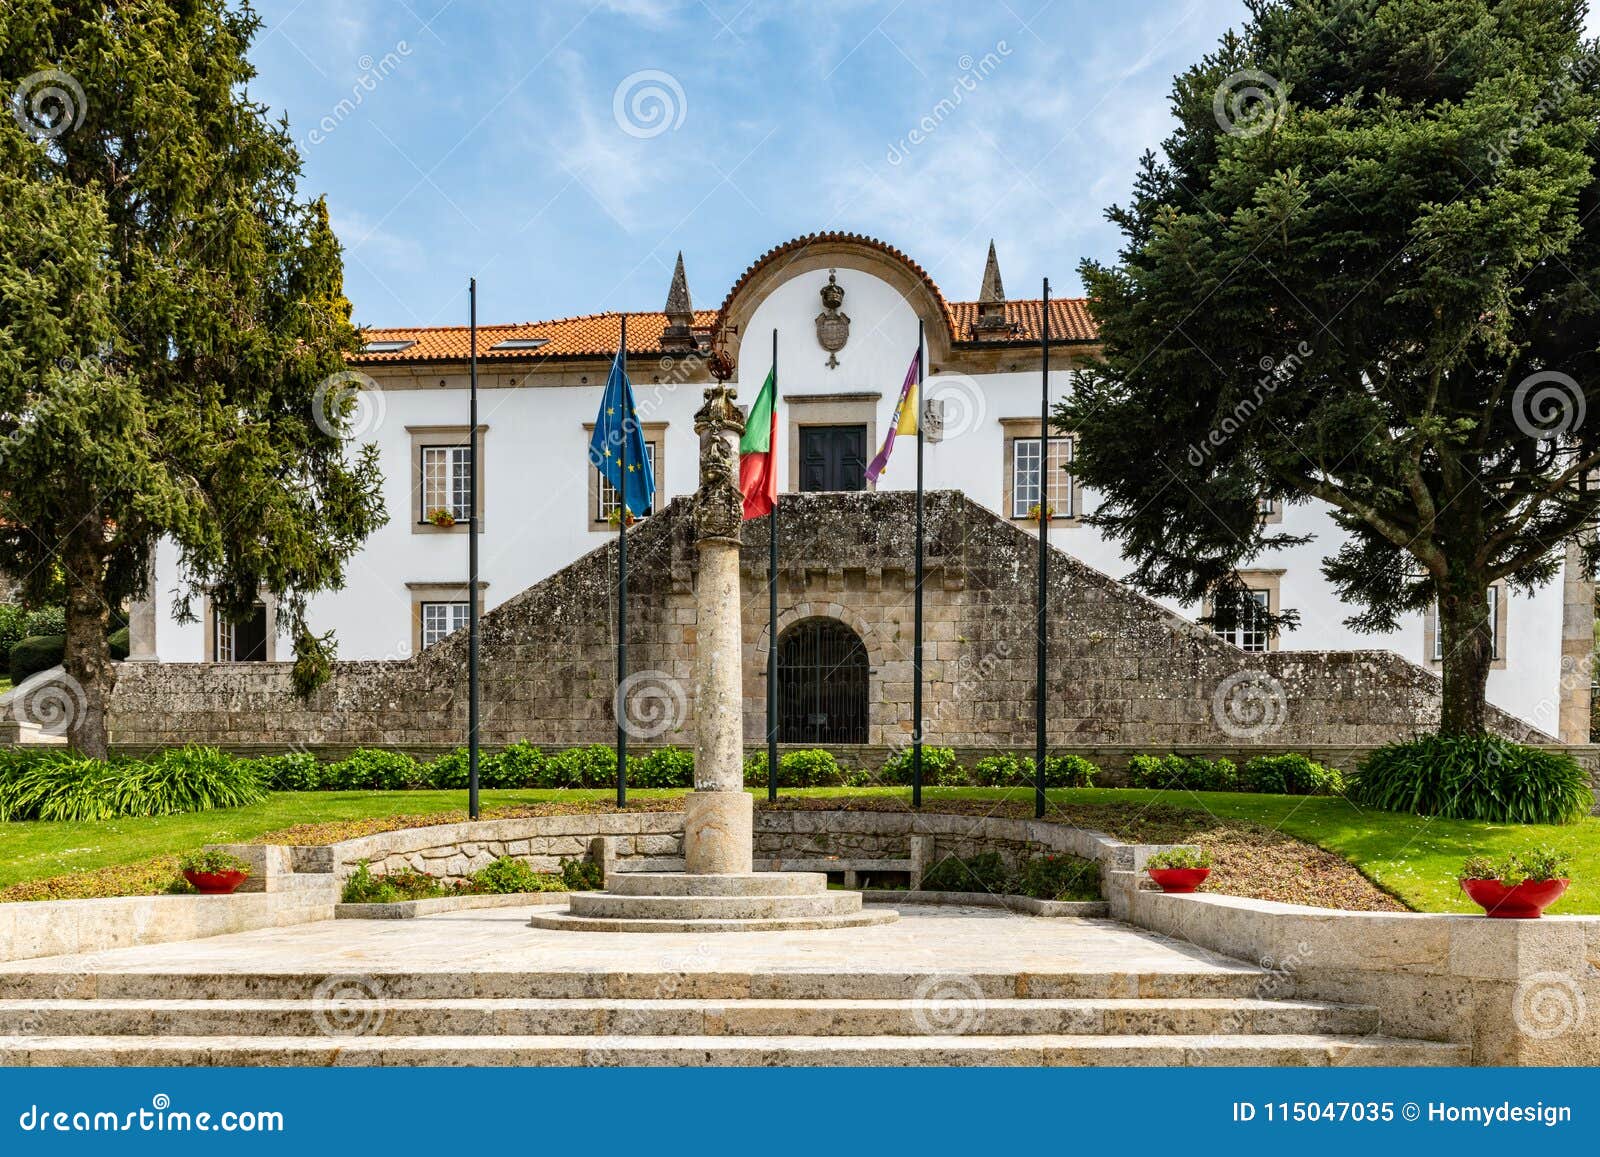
1437, 574, 1494, 735
60, 544, 115, 759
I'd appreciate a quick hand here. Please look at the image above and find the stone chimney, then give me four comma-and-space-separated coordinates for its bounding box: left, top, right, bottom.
974, 239, 1010, 336
660, 251, 696, 352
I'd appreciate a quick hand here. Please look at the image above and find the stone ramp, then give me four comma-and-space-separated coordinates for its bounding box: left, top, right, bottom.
0, 905, 1466, 1067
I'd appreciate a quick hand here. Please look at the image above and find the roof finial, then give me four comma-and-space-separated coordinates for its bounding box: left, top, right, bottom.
661, 251, 696, 352
975, 239, 1009, 334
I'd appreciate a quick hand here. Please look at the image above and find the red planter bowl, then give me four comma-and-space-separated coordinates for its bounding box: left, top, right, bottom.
1148, 867, 1211, 894
1459, 877, 1570, 919
183, 869, 249, 896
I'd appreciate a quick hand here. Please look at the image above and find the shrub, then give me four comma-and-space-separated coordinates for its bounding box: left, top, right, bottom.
1459, 848, 1573, 883
252, 751, 323, 792
179, 849, 250, 875
468, 855, 563, 894
879, 746, 963, 785
489, 742, 547, 788
1241, 753, 1343, 795
422, 747, 473, 790
559, 856, 604, 891
919, 851, 1011, 895
108, 626, 130, 660
743, 748, 846, 788
542, 744, 624, 788
1013, 854, 1100, 901
340, 860, 448, 904
633, 745, 695, 788
1348, 734, 1591, 824
972, 752, 1024, 786
0, 604, 28, 657
0, 752, 116, 821
1146, 846, 1213, 870
10, 634, 64, 684
111, 745, 269, 816
1042, 754, 1098, 788
1128, 754, 1238, 792
323, 748, 421, 791
22, 606, 66, 638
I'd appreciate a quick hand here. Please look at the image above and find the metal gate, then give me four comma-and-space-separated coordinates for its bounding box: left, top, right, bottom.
776, 618, 869, 744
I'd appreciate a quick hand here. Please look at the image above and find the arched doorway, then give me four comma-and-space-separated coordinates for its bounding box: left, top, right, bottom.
776, 617, 869, 744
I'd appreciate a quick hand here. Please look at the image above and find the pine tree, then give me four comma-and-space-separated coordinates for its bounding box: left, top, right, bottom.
1062, 0, 1600, 734
0, 2, 386, 755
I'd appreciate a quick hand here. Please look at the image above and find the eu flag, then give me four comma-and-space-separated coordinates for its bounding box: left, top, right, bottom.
587, 349, 655, 518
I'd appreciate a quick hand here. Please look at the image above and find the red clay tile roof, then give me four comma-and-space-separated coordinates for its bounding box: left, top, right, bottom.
350, 310, 721, 365
349, 231, 1097, 366
352, 299, 1095, 366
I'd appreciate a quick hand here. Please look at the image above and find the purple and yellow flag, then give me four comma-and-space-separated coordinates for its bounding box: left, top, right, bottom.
865, 347, 922, 483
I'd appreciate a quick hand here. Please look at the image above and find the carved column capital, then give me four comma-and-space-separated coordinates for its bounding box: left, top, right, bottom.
693, 385, 746, 547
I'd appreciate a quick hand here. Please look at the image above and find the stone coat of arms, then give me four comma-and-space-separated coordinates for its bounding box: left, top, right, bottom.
815, 271, 850, 369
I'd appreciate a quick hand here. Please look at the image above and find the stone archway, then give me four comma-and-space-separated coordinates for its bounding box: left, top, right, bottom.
775, 616, 870, 744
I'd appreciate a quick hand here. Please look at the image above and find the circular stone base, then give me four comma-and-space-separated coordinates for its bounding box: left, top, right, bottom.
531, 871, 899, 933
526, 908, 899, 933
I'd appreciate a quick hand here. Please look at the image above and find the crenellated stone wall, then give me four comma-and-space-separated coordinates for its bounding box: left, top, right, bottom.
105, 491, 1548, 751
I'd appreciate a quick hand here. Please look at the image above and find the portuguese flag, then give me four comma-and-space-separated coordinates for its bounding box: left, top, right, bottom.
739, 367, 778, 519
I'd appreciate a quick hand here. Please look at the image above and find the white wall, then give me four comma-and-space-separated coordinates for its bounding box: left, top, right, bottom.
145, 260, 1570, 731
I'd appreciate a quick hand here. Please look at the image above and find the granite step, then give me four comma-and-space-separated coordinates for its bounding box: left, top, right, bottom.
0, 1033, 1470, 1067
566, 890, 865, 919
0, 969, 1273, 1002
0, 996, 1382, 1038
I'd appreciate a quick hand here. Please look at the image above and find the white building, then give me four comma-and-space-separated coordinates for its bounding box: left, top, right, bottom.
131, 233, 1590, 740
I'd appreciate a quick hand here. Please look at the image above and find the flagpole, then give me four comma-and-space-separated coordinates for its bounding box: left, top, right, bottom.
616, 314, 629, 810
912, 319, 925, 809
468, 278, 480, 822
1036, 278, 1050, 819
768, 329, 780, 803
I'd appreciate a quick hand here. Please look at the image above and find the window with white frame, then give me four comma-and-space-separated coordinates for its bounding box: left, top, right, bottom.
596, 441, 657, 521
1011, 436, 1073, 519
420, 601, 470, 649
1218, 589, 1271, 653
420, 445, 472, 523
1432, 586, 1500, 662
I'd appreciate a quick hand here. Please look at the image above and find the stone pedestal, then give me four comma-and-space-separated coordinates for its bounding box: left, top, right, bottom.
684, 790, 752, 874
535, 382, 895, 933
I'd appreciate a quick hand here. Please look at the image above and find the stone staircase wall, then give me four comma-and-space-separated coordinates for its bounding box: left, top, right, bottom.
104, 491, 1549, 752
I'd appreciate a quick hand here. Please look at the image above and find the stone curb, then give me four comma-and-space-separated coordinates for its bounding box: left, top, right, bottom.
334, 891, 576, 920
860, 890, 1108, 917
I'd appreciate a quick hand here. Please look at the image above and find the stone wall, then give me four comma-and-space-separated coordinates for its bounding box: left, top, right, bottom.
105, 491, 1547, 750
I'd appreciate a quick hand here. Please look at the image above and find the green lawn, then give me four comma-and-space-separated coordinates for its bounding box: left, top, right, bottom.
2, 786, 1596, 914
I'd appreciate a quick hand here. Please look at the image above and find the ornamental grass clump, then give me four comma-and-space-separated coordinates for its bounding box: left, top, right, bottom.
1349, 734, 1591, 824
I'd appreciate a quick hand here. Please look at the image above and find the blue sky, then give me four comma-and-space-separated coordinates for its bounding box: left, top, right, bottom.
248, 1, 1600, 330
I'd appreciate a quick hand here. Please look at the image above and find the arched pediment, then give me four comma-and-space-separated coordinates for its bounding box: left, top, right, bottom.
717, 233, 956, 373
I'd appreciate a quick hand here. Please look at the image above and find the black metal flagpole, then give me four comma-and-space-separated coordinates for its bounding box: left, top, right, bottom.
1036, 278, 1050, 819
616, 314, 629, 809
468, 279, 481, 821
912, 319, 925, 809
768, 329, 779, 803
